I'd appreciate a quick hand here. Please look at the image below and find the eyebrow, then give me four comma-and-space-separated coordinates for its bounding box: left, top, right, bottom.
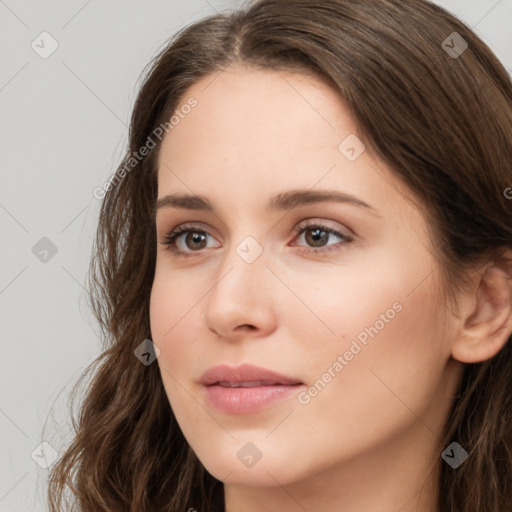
153, 189, 381, 218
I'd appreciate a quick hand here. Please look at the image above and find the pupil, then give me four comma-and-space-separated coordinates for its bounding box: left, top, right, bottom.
307, 228, 328, 247
187, 232, 206, 249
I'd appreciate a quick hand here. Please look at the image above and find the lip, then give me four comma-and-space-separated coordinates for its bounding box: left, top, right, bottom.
200, 363, 304, 414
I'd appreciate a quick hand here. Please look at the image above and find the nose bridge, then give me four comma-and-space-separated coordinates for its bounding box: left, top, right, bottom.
203, 230, 274, 335
215, 212, 268, 281
211, 232, 268, 303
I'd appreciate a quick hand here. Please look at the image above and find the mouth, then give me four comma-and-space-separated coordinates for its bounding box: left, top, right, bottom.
215, 380, 302, 388
199, 363, 302, 386
199, 364, 304, 414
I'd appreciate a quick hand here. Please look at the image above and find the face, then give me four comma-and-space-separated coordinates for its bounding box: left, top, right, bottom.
149, 64, 462, 488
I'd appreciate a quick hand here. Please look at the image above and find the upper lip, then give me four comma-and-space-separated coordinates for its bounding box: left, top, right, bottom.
199, 364, 303, 386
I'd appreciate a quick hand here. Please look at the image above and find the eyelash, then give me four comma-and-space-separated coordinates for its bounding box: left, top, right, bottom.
160, 221, 354, 259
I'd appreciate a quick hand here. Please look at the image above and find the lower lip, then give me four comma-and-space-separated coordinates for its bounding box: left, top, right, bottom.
204, 384, 303, 414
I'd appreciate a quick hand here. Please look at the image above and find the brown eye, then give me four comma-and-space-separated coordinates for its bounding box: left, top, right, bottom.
292, 222, 353, 254
161, 224, 219, 258
181, 231, 208, 251
304, 227, 330, 247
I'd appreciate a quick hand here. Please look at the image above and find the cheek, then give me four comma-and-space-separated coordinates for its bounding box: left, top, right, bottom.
278, 263, 408, 363
149, 280, 207, 435
149, 276, 190, 393
149, 273, 196, 356
300, 272, 446, 436
295, 253, 446, 407
149, 262, 206, 344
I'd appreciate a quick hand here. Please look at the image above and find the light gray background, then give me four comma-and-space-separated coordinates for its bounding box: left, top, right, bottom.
1, 1, 511, 511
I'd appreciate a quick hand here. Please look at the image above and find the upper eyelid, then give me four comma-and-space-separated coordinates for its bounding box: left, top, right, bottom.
158, 221, 356, 260
161, 218, 349, 235
154, 200, 371, 236
161, 220, 352, 244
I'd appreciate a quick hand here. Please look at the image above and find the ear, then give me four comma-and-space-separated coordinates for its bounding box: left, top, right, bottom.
451, 261, 512, 364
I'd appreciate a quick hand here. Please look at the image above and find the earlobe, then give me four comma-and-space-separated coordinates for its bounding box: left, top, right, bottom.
451, 265, 512, 364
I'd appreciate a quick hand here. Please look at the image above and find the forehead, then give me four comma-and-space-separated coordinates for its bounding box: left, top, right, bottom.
155, 65, 424, 232
158, 66, 361, 183
161, 66, 354, 151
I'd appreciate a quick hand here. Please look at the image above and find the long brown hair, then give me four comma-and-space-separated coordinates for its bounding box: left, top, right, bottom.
47, 0, 512, 510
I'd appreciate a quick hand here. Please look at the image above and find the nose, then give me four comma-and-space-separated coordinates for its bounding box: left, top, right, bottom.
202, 239, 277, 341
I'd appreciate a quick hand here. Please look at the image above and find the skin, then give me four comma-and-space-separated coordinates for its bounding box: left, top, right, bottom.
149, 64, 512, 512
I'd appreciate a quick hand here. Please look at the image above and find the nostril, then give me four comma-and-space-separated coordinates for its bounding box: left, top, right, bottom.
238, 324, 256, 331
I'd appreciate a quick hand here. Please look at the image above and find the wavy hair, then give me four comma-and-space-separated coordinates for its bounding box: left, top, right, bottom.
47, 0, 512, 510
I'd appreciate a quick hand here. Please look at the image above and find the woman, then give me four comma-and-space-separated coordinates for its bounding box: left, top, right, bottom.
47, 0, 512, 510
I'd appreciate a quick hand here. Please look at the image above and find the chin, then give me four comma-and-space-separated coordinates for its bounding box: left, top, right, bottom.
195, 442, 310, 487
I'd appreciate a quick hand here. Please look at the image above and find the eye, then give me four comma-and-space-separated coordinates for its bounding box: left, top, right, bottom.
159, 223, 219, 259
290, 221, 354, 254
158, 220, 354, 258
